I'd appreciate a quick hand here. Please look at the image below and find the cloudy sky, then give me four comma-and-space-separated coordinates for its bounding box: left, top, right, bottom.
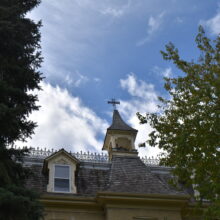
23, 0, 220, 157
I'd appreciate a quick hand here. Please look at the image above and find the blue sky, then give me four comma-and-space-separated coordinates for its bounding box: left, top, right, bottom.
24, 0, 220, 157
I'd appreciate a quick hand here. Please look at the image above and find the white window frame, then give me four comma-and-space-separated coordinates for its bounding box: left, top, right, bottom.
53, 164, 71, 193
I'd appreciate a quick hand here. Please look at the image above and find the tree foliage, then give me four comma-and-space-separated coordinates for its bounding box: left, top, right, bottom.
137, 26, 220, 219
0, 0, 43, 146
0, 0, 43, 219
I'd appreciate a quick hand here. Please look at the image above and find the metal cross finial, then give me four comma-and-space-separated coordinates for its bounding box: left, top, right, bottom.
108, 98, 120, 110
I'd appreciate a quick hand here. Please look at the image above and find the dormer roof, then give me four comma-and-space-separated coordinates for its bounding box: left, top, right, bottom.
42, 148, 79, 173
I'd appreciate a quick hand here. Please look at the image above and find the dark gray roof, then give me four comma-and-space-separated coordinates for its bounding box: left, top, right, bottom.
108, 110, 137, 132
26, 164, 48, 193
105, 155, 185, 195
25, 154, 187, 197
77, 166, 110, 195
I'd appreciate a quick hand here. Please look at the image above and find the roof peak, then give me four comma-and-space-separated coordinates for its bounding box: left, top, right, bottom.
108, 110, 137, 132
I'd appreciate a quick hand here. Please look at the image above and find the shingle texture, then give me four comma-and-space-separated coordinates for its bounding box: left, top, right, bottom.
25, 154, 187, 196
77, 166, 110, 195
26, 164, 48, 193
105, 155, 185, 195
108, 110, 137, 132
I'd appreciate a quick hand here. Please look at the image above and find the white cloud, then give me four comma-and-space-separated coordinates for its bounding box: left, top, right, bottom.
100, 1, 131, 18
137, 11, 165, 46
203, 11, 220, 35
101, 7, 124, 17
120, 73, 157, 101
94, 77, 101, 82
175, 17, 183, 23
152, 66, 173, 78
148, 14, 163, 34
42, 63, 89, 88
64, 71, 88, 87
27, 0, 134, 88
16, 75, 161, 158
201, 4, 220, 35
119, 73, 161, 157
21, 82, 108, 153
161, 67, 172, 78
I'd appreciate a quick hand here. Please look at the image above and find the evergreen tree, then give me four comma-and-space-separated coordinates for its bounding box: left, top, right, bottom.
137, 26, 220, 219
0, 0, 43, 219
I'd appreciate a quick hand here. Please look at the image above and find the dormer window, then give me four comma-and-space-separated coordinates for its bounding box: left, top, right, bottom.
54, 165, 70, 192
43, 149, 78, 194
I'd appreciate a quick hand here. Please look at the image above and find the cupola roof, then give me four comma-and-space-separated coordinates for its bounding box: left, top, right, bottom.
107, 110, 137, 132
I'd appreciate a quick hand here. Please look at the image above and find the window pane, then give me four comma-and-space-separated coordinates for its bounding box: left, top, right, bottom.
55, 165, 69, 178
54, 179, 69, 192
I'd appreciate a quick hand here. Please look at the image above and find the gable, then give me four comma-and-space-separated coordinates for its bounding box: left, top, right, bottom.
43, 149, 79, 193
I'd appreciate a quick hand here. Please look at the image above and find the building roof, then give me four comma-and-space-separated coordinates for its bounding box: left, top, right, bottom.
24, 109, 187, 198
107, 110, 137, 132
25, 153, 187, 197
104, 155, 185, 195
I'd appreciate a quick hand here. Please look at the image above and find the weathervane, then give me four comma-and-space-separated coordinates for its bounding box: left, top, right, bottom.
108, 98, 120, 110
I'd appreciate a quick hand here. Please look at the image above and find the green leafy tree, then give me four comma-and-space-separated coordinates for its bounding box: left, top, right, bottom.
137, 26, 220, 219
0, 0, 43, 219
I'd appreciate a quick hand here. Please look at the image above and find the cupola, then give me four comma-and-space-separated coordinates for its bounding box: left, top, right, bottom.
103, 109, 138, 159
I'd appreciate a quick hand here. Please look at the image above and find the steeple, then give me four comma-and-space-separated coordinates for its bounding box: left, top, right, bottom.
108, 110, 137, 132
103, 109, 138, 159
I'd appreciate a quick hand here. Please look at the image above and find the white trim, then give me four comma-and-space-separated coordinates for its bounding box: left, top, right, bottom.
53, 164, 71, 193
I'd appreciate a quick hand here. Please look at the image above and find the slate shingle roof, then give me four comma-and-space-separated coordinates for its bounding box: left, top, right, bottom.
26, 164, 48, 193
77, 166, 110, 195
25, 154, 187, 196
105, 155, 185, 195
108, 110, 137, 132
